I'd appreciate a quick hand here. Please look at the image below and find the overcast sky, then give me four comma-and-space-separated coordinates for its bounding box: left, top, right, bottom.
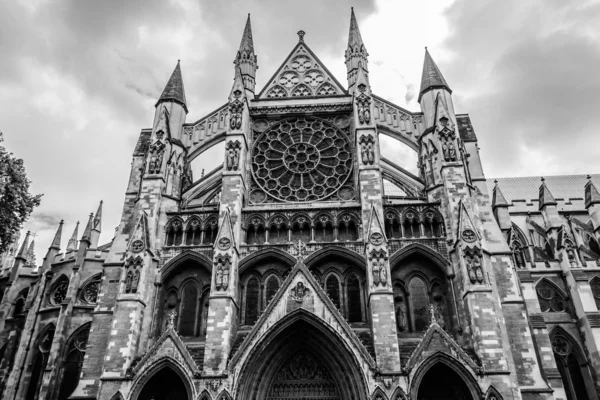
1, 0, 599, 261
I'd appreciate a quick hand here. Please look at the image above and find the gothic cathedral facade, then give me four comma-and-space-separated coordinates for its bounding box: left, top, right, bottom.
1, 10, 600, 400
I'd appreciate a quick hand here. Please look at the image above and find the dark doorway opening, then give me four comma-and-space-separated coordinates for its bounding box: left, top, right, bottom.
417, 363, 473, 400
137, 367, 189, 400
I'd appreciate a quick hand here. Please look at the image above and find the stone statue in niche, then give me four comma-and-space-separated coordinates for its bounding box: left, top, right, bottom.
379, 260, 388, 286
226, 141, 241, 171
290, 281, 310, 302
356, 88, 371, 125
125, 271, 132, 293
441, 137, 457, 162
370, 251, 388, 287
229, 98, 243, 130
395, 299, 407, 331
359, 135, 376, 166
372, 260, 380, 286
132, 269, 140, 293
215, 256, 231, 291
148, 141, 165, 174
566, 243, 577, 266
466, 253, 484, 284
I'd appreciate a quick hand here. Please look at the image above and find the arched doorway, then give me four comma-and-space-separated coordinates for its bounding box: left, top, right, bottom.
137, 367, 189, 400
235, 311, 368, 400
415, 363, 475, 400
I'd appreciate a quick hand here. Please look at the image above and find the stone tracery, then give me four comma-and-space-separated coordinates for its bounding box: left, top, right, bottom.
251, 116, 353, 202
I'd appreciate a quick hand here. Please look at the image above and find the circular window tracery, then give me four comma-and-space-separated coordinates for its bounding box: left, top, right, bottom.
252, 117, 353, 202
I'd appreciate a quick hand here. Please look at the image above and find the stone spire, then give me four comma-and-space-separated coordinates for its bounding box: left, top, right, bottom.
419, 48, 451, 101
81, 212, 94, 244
91, 201, 103, 248
50, 220, 64, 250
345, 7, 369, 91
25, 239, 36, 266
67, 222, 79, 252
156, 60, 188, 113
16, 231, 31, 260
235, 14, 258, 94
538, 177, 557, 209
492, 180, 509, 208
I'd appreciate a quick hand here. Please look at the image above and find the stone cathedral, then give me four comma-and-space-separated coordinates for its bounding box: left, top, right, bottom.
2, 10, 600, 400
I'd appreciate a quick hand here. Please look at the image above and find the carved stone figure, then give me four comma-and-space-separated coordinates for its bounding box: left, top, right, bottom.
356, 93, 371, 124
290, 281, 310, 301
148, 142, 165, 174
125, 270, 133, 293
229, 100, 243, 130
226, 141, 241, 171
372, 260, 380, 285
396, 301, 407, 331
379, 262, 387, 286
132, 269, 140, 293
222, 260, 230, 290
359, 135, 375, 166
466, 254, 484, 284
215, 261, 224, 289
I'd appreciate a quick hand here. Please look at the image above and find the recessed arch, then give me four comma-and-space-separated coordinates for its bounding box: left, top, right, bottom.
409, 352, 482, 400
238, 248, 296, 274
234, 308, 369, 400
130, 357, 194, 400
389, 243, 449, 274
160, 251, 212, 281
304, 246, 367, 270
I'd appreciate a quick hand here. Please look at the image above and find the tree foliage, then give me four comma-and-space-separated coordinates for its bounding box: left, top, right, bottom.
0, 132, 42, 253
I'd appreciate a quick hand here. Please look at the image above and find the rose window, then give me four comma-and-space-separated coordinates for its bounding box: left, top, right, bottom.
52, 281, 68, 305
251, 117, 353, 202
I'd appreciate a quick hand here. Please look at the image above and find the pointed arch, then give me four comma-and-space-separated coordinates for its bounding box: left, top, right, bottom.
535, 278, 570, 314
48, 274, 70, 306
238, 248, 296, 274
165, 217, 184, 246
590, 276, 600, 309
109, 390, 124, 400
161, 250, 212, 281
389, 243, 448, 274
12, 287, 29, 317
56, 322, 91, 400
371, 386, 388, 399
79, 273, 102, 304
198, 389, 212, 400
304, 246, 367, 270
409, 351, 482, 400
485, 385, 504, 400
549, 326, 593, 400
390, 387, 408, 400
25, 323, 56, 400
130, 357, 194, 400
217, 390, 232, 400
234, 308, 369, 400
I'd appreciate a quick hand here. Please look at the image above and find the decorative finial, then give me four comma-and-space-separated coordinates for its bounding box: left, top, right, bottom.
293, 239, 307, 261
167, 310, 178, 329
494, 179, 498, 184
587, 174, 592, 180
429, 304, 437, 324
541, 177, 545, 182
297, 30, 306, 43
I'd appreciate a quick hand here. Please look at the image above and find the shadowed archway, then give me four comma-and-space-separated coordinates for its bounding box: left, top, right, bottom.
136, 366, 189, 400
235, 310, 368, 400
410, 354, 481, 400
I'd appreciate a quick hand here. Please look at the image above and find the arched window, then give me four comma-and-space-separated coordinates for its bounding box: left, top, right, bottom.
166, 220, 183, 246
57, 325, 90, 400
12, 288, 29, 317
552, 333, 591, 400
402, 211, 420, 238
325, 274, 341, 309
536, 281, 569, 314
422, 211, 442, 238
265, 275, 280, 306
347, 275, 362, 322
409, 276, 429, 331
385, 212, 401, 239
50, 277, 69, 306
291, 218, 311, 242
393, 283, 408, 332
338, 216, 358, 241
185, 219, 201, 245
246, 220, 266, 245
203, 219, 218, 245
80, 274, 101, 304
179, 282, 199, 336
26, 326, 55, 400
315, 217, 334, 242
244, 277, 260, 325
269, 221, 288, 244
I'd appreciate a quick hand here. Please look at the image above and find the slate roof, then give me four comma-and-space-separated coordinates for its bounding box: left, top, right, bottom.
486, 174, 600, 203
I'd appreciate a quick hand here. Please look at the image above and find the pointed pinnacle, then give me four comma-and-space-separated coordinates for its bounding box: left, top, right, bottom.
93, 200, 103, 232
17, 231, 31, 258
67, 222, 79, 251
539, 179, 557, 210
157, 60, 188, 112
419, 48, 451, 100
26, 240, 36, 266
492, 181, 509, 208
238, 14, 254, 53
50, 220, 64, 250
81, 212, 94, 243
348, 7, 364, 50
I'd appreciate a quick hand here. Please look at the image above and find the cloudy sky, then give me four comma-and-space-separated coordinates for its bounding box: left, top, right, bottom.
1, 0, 599, 261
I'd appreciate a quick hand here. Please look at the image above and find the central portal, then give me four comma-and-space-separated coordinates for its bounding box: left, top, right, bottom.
266, 351, 340, 399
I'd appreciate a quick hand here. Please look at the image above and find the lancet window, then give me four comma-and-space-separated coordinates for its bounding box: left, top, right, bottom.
26, 325, 55, 400
337, 214, 358, 241
12, 288, 29, 317
409, 276, 429, 331
166, 220, 184, 246
243, 276, 261, 325
203, 218, 218, 245
315, 216, 335, 242
385, 211, 402, 239
246, 217, 267, 245
57, 324, 90, 400
269, 217, 288, 244
265, 275, 281, 307
185, 218, 202, 245
422, 210, 442, 238
161, 272, 209, 338
551, 332, 592, 400
325, 274, 341, 310
510, 226, 530, 268
291, 217, 311, 242
402, 210, 421, 238
347, 274, 362, 322
536, 280, 569, 314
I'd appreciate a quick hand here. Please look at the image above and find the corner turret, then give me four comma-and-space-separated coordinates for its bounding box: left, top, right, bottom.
418, 48, 455, 129
153, 61, 188, 141
345, 8, 369, 91
234, 14, 258, 96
